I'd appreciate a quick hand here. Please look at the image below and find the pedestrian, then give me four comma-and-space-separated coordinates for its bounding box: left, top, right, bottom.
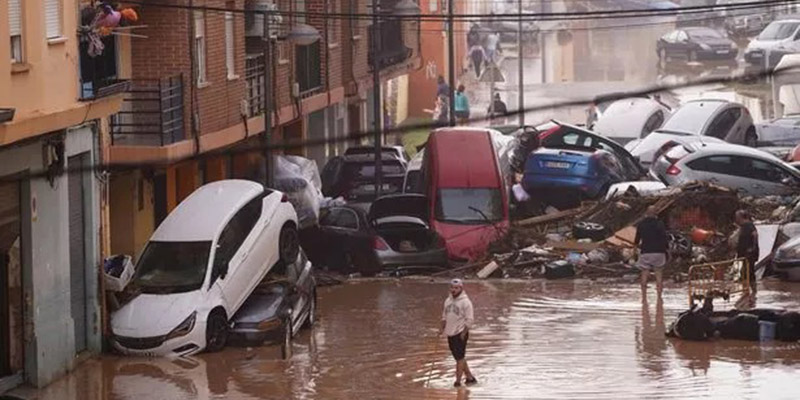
433, 95, 449, 126
438, 278, 477, 387
436, 75, 450, 100
469, 44, 486, 78
467, 23, 481, 48
454, 85, 470, 124
487, 93, 508, 117
735, 209, 759, 294
635, 206, 669, 297
485, 31, 501, 63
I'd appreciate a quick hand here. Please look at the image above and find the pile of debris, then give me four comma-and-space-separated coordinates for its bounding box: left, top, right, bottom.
468, 182, 761, 281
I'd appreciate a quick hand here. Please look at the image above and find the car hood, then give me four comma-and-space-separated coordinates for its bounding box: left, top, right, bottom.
112, 291, 203, 337
747, 38, 785, 51
232, 291, 284, 324
696, 37, 733, 47
433, 221, 510, 262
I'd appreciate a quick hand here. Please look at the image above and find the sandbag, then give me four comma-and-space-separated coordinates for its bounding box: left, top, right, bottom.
718, 313, 760, 340
777, 311, 800, 342
669, 309, 714, 341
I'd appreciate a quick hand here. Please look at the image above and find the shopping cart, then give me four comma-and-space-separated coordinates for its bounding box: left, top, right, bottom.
687, 258, 751, 307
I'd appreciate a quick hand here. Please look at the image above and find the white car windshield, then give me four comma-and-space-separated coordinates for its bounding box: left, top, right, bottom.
435, 188, 504, 224
132, 241, 212, 294
661, 102, 725, 135
758, 22, 800, 40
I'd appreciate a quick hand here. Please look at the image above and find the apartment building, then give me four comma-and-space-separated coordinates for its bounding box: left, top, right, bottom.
0, 0, 130, 390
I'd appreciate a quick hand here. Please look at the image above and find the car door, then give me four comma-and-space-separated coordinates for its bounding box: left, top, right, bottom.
685, 155, 749, 192
740, 156, 800, 195
318, 207, 363, 267
210, 196, 264, 311
704, 108, 740, 142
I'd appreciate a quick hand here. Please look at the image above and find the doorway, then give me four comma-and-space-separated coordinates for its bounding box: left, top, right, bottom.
0, 180, 23, 379
153, 173, 168, 229
68, 153, 89, 354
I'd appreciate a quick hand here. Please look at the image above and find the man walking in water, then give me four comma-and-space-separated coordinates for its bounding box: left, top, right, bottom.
439, 279, 476, 387
635, 206, 669, 297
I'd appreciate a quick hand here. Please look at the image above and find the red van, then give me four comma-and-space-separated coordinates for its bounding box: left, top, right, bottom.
422, 128, 510, 262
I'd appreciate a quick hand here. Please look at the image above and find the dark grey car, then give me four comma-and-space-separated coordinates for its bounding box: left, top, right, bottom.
229, 250, 316, 358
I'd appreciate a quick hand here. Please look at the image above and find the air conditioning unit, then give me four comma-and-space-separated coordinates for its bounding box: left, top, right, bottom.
244, 0, 282, 39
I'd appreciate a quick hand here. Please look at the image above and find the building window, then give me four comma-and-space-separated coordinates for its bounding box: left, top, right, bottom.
225, 11, 236, 79
44, 0, 62, 39
429, 0, 438, 12
295, 0, 306, 24
327, 0, 339, 46
9, 0, 23, 63
194, 10, 207, 85
296, 41, 322, 93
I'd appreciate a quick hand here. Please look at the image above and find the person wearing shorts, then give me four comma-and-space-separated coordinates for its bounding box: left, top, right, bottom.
635, 206, 669, 297
439, 279, 476, 387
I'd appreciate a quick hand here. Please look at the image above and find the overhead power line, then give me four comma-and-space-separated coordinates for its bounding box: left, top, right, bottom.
4, 66, 798, 183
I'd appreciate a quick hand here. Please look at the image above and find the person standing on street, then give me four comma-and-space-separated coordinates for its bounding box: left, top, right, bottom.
469, 44, 487, 78
735, 210, 759, 295
439, 279, 477, 387
488, 93, 508, 118
454, 85, 470, 124
635, 206, 669, 297
485, 31, 501, 63
436, 75, 450, 100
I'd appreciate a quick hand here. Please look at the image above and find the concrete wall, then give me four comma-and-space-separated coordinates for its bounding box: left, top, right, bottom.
109, 171, 155, 261
0, 125, 102, 388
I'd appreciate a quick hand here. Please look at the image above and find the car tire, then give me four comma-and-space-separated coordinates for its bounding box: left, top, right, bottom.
572, 221, 607, 242
745, 128, 758, 147
304, 291, 317, 329
281, 316, 293, 360
279, 224, 300, 266
205, 310, 228, 353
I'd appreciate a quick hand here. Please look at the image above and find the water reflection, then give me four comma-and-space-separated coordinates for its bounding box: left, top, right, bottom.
23, 280, 800, 400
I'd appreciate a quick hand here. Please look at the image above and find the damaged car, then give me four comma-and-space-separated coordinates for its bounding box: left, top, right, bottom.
111, 180, 299, 357
773, 236, 800, 281
229, 249, 316, 356
303, 194, 448, 275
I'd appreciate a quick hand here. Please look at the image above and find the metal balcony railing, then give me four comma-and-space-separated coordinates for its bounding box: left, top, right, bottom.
245, 54, 266, 117
110, 75, 185, 146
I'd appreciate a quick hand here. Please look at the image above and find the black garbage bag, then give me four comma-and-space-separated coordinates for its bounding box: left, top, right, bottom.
544, 260, 575, 280
777, 311, 800, 342
718, 313, 760, 340
667, 308, 715, 341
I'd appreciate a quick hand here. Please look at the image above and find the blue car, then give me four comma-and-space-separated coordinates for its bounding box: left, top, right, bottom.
521, 147, 628, 208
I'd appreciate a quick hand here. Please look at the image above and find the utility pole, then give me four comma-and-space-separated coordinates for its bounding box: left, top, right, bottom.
372, 3, 383, 197
517, 0, 524, 125
447, 0, 455, 127
262, 11, 274, 187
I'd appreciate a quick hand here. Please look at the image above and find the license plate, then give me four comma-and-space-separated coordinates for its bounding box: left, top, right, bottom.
716, 50, 730, 54
544, 161, 571, 169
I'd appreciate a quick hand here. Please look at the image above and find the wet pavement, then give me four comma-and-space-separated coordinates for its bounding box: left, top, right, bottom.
21, 279, 800, 400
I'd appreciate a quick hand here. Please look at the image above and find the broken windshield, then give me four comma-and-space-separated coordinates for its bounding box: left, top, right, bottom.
132, 241, 212, 294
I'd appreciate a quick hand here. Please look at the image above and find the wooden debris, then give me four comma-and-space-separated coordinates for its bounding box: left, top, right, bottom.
477, 261, 501, 279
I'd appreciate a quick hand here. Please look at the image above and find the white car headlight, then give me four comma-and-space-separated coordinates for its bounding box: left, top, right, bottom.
166, 311, 197, 341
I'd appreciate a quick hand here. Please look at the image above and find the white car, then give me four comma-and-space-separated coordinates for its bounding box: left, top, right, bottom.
626, 99, 755, 166
755, 115, 800, 146
591, 97, 671, 146
111, 180, 299, 357
403, 150, 424, 193
650, 142, 800, 196
744, 19, 800, 67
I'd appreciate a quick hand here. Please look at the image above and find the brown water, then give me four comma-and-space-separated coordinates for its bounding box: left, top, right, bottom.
27, 280, 800, 400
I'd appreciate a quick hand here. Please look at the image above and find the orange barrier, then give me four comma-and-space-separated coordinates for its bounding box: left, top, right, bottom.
687, 258, 750, 307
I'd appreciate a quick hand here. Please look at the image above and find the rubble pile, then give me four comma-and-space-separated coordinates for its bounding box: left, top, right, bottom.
476, 182, 769, 281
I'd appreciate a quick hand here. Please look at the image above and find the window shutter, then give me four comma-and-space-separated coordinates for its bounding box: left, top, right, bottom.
45, 0, 62, 38
225, 12, 235, 77
9, 0, 22, 36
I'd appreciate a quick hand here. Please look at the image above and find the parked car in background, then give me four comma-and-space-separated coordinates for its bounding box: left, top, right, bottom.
111, 180, 300, 357
344, 145, 410, 163
320, 154, 407, 208
744, 19, 800, 68
424, 128, 510, 262
772, 236, 800, 281
657, 27, 738, 66
651, 142, 800, 195
717, 0, 769, 37
626, 99, 756, 165
404, 150, 424, 193
591, 97, 672, 145
229, 249, 316, 357
755, 115, 800, 146
302, 195, 448, 275
522, 147, 630, 208
539, 121, 647, 177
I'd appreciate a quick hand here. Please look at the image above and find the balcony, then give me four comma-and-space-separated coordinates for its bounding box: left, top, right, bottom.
368, 19, 412, 70
110, 75, 185, 147
79, 33, 130, 101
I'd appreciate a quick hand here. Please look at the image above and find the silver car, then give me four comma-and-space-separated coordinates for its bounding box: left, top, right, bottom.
651, 142, 800, 196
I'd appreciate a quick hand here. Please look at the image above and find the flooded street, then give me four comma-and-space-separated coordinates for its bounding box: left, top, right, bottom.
28, 280, 800, 400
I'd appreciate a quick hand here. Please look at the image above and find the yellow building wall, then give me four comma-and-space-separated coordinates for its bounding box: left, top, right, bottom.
109, 171, 156, 259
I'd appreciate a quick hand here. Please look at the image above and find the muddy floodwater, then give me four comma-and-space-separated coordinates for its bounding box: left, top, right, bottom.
29, 280, 800, 400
